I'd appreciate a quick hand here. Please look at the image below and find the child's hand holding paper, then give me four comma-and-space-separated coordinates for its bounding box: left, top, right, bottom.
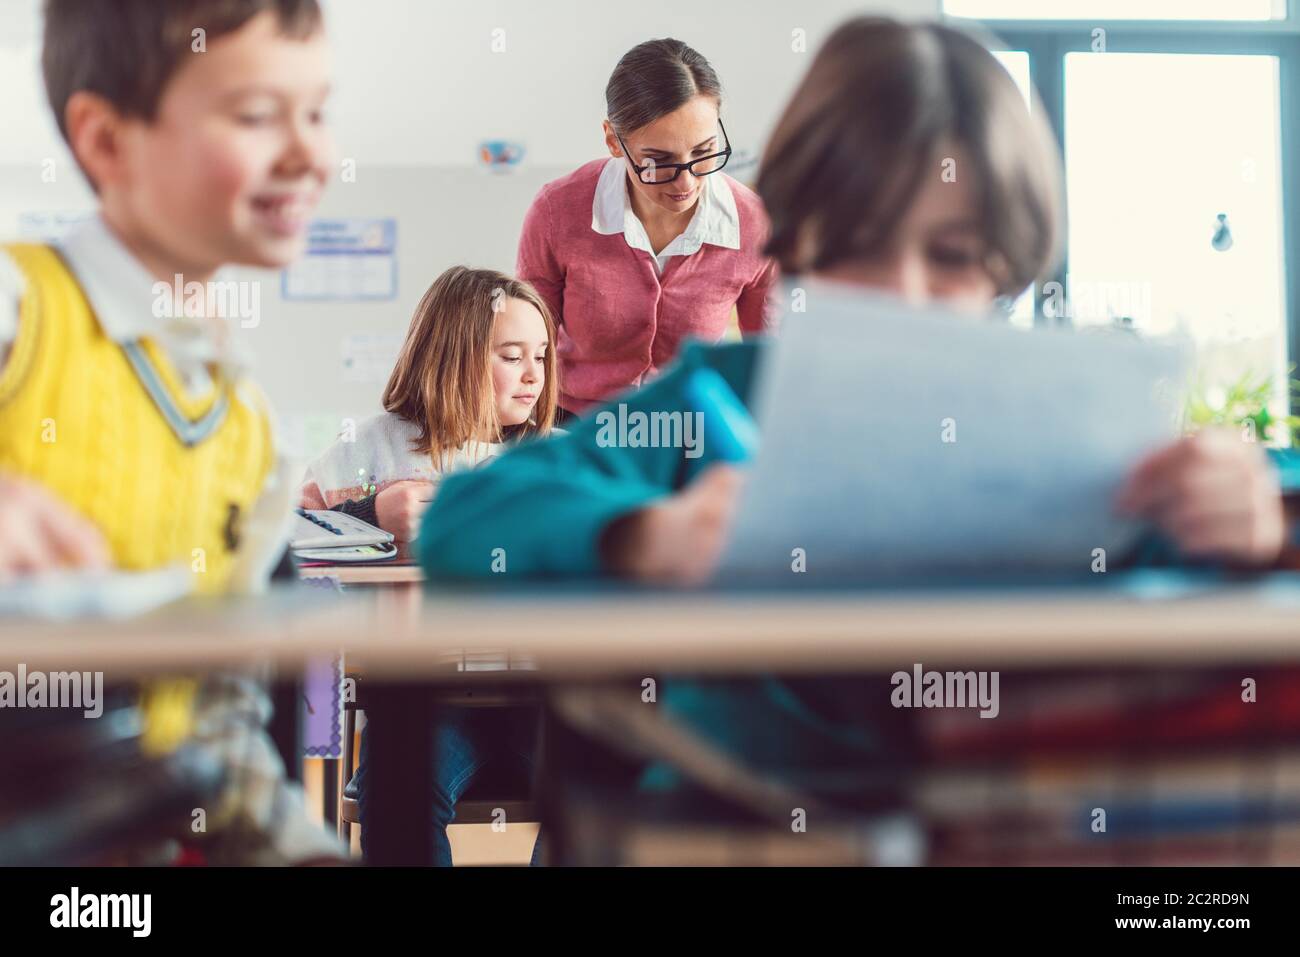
1117, 429, 1284, 565
600, 465, 745, 585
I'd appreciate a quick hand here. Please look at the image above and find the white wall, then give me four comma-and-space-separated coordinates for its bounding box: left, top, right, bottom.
0, 0, 940, 458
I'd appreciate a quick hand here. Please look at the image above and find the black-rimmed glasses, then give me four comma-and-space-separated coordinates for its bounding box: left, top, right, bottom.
615, 119, 732, 185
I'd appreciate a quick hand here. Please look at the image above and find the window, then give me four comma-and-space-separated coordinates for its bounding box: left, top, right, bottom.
992, 49, 1032, 102
946, 1, 1284, 21
991, 50, 1035, 327
1064, 54, 1284, 369
947, 4, 1299, 434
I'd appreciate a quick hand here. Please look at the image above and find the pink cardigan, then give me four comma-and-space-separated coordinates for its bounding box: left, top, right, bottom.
517, 158, 776, 414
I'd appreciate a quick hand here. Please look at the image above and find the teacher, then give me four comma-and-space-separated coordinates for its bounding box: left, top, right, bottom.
517, 38, 776, 420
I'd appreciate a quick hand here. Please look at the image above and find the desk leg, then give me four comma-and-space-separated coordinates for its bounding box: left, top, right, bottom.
321, 757, 339, 827
533, 694, 564, 867
268, 675, 303, 784
364, 681, 435, 866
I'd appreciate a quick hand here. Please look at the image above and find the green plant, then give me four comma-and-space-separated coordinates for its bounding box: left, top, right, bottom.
1184, 367, 1300, 446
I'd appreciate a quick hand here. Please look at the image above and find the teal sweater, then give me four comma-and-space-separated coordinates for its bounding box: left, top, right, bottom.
421, 336, 1300, 578
418, 340, 759, 578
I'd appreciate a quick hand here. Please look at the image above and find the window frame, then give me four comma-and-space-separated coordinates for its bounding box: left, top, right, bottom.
946, 10, 1300, 417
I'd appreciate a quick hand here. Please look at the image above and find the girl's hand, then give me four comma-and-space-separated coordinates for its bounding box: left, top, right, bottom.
599, 465, 744, 584
374, 480, 437, 542
1116, 429, 1284, 566
0, 475, 109, 583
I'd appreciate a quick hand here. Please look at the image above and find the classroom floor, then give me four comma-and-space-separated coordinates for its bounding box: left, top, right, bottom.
302, 758, 540, 865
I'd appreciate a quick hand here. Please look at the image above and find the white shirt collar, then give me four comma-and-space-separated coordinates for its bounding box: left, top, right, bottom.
57, 215, 167, 344
56, 215, 246, 381
591, 157, 740, 269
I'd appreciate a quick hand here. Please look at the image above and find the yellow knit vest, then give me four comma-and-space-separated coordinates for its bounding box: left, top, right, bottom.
0, 244, 272, 593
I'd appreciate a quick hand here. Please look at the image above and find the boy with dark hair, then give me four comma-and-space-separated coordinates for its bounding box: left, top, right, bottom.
0, 0, 342, 863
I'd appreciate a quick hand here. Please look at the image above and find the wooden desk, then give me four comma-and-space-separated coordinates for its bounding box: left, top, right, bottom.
7, 578, 1300, 676
6, 576, 1300, 864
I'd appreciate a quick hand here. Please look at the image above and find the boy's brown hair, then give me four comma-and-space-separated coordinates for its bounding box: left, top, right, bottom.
383, 267, 558, 470
758, 17, 1063, 297
42, 0, 322, 146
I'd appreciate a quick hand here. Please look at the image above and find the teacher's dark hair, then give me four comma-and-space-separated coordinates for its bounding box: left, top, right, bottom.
605, 38, 722, 134
758, 17, 1062, 297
